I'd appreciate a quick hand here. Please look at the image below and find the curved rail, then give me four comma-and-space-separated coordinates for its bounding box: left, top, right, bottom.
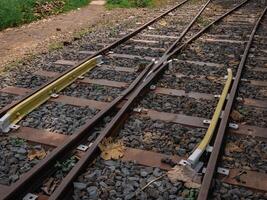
1, 1, 191, 199
0, 0, 189, 119
48, 1, 249, 199
0, 56, 102, 133
187, 68, 233, 166
197, 6, 267, 200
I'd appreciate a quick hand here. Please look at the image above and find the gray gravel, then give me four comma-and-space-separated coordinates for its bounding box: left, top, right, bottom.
0, 137, 47, 185
176, 41, 245, 66
113, 45, 164, 58
140, 93, 217, 119
171, 60, 236, 77
242, 68, 267, 81
60, 83, 123, 102
118, 115, 206, 156
20, 102, 99, 134
73, 159, 199, 200
85, 68, 138, 83
238, 83, 266, 100
231, 103, 267, 128
157, 75, 223, 94
103, 57, 149, 68
0, 92, 18, 110
12, 72, 49, 89
221, 134, 267, 173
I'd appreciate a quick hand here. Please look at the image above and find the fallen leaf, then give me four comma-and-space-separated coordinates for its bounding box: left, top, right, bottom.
106, 96, 113, 102
206, 75, 216, 81
98, 138, 125, 160
222, 156, 234, 161
167, 165, 201, 188
41, 177, 60, 195
28, 148, 46, 160
225, 142, 242, 155
230, 110, 244, 122
159, 20, 167, 26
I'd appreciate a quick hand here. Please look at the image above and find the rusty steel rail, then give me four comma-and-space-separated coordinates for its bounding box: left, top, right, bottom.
1, 1, 192, 199
48, 1, 251, 199
197, 6, 267, 200
0, 0, 189, 118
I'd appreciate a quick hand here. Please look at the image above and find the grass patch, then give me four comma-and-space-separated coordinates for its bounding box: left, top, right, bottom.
0, 0, 90, 30
196, 16, 210, 27
106, 0, 155, 8
48, 41, 64, 51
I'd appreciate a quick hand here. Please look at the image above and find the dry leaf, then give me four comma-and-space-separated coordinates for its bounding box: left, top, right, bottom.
159, 20, 167, 26
41, 177, 59, 195
167, 165, 201, 188
206, 75, 216, 81
222, 156, 234, 161
230, 110, 244, 122
98, 138, 125, 160
28, 149, 46, 160
225, 142, 242, 155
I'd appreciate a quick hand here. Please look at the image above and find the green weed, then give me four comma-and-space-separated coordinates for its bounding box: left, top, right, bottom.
10, 137, 26, 146
106, 0, 153, 8
0, 0, 90, 30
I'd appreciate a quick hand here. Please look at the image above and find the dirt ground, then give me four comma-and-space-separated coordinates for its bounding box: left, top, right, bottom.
0, 1, 150, 70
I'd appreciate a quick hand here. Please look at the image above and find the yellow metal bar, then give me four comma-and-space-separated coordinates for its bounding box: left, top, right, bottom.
0, 56, 102, 133
187, 69, 233, 165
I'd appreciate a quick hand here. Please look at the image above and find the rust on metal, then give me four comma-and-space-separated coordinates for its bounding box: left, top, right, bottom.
54, 60, 77, 66
34, 70, 59, 78
140, 109, 208, 128
13, 127, 68, 147
1, 86, 109, 110
251, 67, 267, 73
122, 148, 181, 170
100, 65, 135, 73
79, 51, 156, 61
201, 37, 246, 44
55, 95, 109, 110
129, 39, 160, 44
243, 98, 267, 108
154, 88, 219, 101
0, 185, 9, 197
222, 169, 267, 192
80, 78, 128, 88
0, 0, 189, 119
250, 80, 267, 87
174, 59, 224, 68
228, 124, 267, 140
139, 34, 179, 40
198, 6, 267, 199
154, 87, 214, 100
33, 70, 129, 88
1, 86, 31, 95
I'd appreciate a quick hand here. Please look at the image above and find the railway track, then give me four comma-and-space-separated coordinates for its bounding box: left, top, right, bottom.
0, 0, 266, 199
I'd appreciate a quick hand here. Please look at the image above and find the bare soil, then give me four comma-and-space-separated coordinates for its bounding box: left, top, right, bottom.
0, 1, 154, 70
